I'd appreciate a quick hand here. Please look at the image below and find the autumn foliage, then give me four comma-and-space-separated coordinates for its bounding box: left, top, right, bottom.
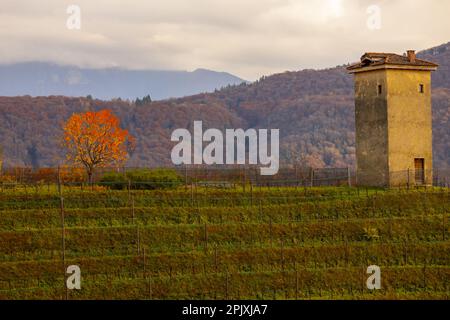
63, 109, 134, 182
0, 43, 449, 169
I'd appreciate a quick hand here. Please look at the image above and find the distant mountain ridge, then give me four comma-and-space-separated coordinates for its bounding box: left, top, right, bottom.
0, 42, 449, 169
0, 62, 247, 100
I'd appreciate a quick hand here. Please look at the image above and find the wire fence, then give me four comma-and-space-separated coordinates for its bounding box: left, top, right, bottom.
1, 166, 449, 190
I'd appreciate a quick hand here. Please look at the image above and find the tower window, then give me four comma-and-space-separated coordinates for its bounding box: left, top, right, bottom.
378, 85, 382, 95
419, 84, 424, 93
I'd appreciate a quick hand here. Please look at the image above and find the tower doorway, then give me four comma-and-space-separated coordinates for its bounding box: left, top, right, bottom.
414, 158, 425, 185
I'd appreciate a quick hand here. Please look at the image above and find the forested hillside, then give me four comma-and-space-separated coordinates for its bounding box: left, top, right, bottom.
0, 43, 449, 168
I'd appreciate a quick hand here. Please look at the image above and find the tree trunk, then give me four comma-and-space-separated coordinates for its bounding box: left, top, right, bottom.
87, 168, 94, 188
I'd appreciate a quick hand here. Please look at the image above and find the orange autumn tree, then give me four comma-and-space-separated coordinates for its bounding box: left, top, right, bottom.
63, 109, 134, 183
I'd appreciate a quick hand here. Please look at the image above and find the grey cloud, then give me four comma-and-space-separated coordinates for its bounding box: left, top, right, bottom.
0, 0, 449, 80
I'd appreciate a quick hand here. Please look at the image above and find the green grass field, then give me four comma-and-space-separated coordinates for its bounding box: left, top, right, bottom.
0, 185, 449, 299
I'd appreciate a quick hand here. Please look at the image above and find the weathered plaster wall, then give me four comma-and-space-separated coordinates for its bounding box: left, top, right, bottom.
386, 69, 433, 185
354, 70, 389, 186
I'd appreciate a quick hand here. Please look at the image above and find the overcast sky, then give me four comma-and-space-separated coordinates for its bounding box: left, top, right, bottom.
1, 0, 449, 80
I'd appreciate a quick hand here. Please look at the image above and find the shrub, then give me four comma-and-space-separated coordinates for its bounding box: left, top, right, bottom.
0, 174, 16, 184
30, 168, 58, 183
99, 169, 182, 190
60, 167, 86, 183
98, 171, 127, 190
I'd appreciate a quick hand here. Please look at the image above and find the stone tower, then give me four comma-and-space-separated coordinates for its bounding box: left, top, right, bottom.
347, 50, 438, 187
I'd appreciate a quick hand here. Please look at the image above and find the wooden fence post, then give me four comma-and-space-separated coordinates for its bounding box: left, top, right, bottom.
407, 169, 410, 189
128, 179, 131, 202
435, 168, 439, 187
185, 165, 188, 190
57, 166, 62, 196
347, 167, 351, 187
204, 223, 208, 252
191, 182, 194, 205
243, 166, 246, 193
131, 195, 135, 223
250, 182, 253, 207
60, 195, 67, 300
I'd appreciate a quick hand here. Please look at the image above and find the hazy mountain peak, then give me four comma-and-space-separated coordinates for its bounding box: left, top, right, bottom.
0, 62, 247, 101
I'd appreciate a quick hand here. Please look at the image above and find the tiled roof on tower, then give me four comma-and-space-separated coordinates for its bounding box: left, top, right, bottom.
347, 50, 438, 72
